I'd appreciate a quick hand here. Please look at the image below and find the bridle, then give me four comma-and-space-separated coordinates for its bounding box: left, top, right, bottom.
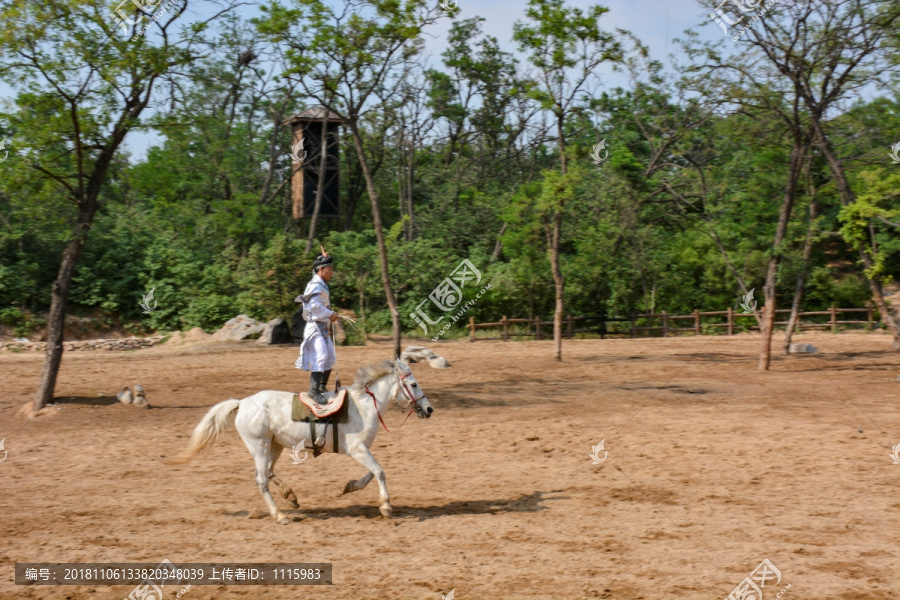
363, 366, 427, 432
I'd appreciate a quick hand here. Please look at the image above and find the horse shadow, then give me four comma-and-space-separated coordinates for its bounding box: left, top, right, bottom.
272, 490, 566, 522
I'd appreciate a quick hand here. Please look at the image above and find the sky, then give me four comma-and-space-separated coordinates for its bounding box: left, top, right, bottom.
1, 0, 726, 161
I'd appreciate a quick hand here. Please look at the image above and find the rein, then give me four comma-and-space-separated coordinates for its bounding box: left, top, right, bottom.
364, 369, 423, 433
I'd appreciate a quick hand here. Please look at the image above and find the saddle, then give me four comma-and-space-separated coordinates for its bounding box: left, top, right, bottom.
292, 389, 350, 457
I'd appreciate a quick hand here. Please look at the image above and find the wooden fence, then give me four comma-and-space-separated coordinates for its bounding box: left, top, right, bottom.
467, 306, 877, 341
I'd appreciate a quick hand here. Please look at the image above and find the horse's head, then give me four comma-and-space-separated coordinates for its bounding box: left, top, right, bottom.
393, 360, 433, 419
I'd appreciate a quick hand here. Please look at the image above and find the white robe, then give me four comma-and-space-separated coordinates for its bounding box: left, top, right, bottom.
294, 274, 336, 372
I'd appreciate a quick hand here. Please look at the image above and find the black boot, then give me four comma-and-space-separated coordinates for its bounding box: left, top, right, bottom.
320, 369, 332, 396
309, 371, 326, 404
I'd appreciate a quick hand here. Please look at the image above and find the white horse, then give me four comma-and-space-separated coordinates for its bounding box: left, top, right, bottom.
165, 360, 433, 524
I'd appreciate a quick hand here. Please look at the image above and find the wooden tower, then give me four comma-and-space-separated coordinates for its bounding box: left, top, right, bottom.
283, 106, 343, 220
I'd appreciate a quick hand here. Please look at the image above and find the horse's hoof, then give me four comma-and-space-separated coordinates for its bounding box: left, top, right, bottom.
277, 516, 291, 525
342, 481, 356, 495
379, 506, 393, 518
282, 491, 299, 508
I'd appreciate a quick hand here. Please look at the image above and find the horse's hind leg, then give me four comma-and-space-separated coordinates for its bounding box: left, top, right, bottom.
244, 435, 290, 524
342, 472, 374, 495
268, 444, 299, 508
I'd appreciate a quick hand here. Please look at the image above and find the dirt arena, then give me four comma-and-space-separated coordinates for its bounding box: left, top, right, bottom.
1, 331, 898, 600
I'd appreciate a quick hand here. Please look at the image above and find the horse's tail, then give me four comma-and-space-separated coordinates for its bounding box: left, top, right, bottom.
162, 399, 241, 465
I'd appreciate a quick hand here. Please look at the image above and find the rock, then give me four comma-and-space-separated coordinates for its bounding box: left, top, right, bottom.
291, 309, 306, 340
428, 356, 450, 369
256, 318, 294, 345
133, 385, 149, 408
400, 345, 434, 363
401, 345, 450, 369
789, 343, 818, 354
117, 387, 133, 404
211, 314, 266, 342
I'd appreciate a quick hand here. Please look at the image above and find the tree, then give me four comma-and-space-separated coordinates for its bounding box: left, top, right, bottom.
838, 168, 900, 343
0, 0, 238, 411
512, 0, 622, 361
743, 0, 900, 348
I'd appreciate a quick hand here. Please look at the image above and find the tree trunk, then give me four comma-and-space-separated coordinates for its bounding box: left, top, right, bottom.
305, 114, 330, 253
758, 141, 805, 371
809, 117, 900, 348
348, 120, 401, 359
406, 132, 415, 241
358, 285, 367, 342
552, 114, 567, 361
550, 211, 565, 361
35, 203, 96, 411
865, 269, 898, 348
784, 197, 817, 353
491, 223, 507, 261
397, 133, 405, 235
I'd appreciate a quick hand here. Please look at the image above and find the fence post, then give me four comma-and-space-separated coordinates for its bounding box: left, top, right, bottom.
469, 317, 476, 342
727, 307, 733, 336
502, 315, 509, 341
830, 305, 837, 333
631, 315, 637, 338
694, 309, 700, 336
567, 314, 573, 339
867, 306, 873, 331
662, 311, 668, 338
535, 317, 541, 340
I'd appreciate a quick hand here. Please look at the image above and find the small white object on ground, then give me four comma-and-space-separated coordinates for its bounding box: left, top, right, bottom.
401, 345, 451, 368
117, 387, 133, 404
788, 343, 817, 354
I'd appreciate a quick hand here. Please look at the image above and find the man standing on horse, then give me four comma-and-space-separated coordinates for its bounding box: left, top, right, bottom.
295, 248, 340, 404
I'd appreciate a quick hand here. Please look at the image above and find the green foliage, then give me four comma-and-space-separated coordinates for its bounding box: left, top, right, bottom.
0, 0, 896, 344
0, 306, 46, 337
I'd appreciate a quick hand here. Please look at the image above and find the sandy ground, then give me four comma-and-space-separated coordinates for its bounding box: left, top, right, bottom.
1, 331, 899, 600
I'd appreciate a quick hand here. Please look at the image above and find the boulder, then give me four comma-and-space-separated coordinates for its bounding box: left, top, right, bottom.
401, 345, 450, 369
117, 387, 133, 404
789, 343, 818, 354
132, 384, 149, 408
428, 356, 450, 369
257, 318, 294, 345
401, 345, 434, 363
211, 314, 265, 342
291, 309, 306, 340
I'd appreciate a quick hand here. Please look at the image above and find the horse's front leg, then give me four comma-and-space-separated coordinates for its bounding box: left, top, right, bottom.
346, 445, 391, 518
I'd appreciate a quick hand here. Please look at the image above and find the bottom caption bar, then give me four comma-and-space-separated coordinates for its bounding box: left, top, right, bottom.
15, 562, 332, 585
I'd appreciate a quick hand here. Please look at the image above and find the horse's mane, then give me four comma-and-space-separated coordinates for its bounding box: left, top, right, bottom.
353, 360, 394, 390
348, 360, 397, 392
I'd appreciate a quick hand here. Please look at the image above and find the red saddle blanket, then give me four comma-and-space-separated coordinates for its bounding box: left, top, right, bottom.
293, 388, 348, 421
